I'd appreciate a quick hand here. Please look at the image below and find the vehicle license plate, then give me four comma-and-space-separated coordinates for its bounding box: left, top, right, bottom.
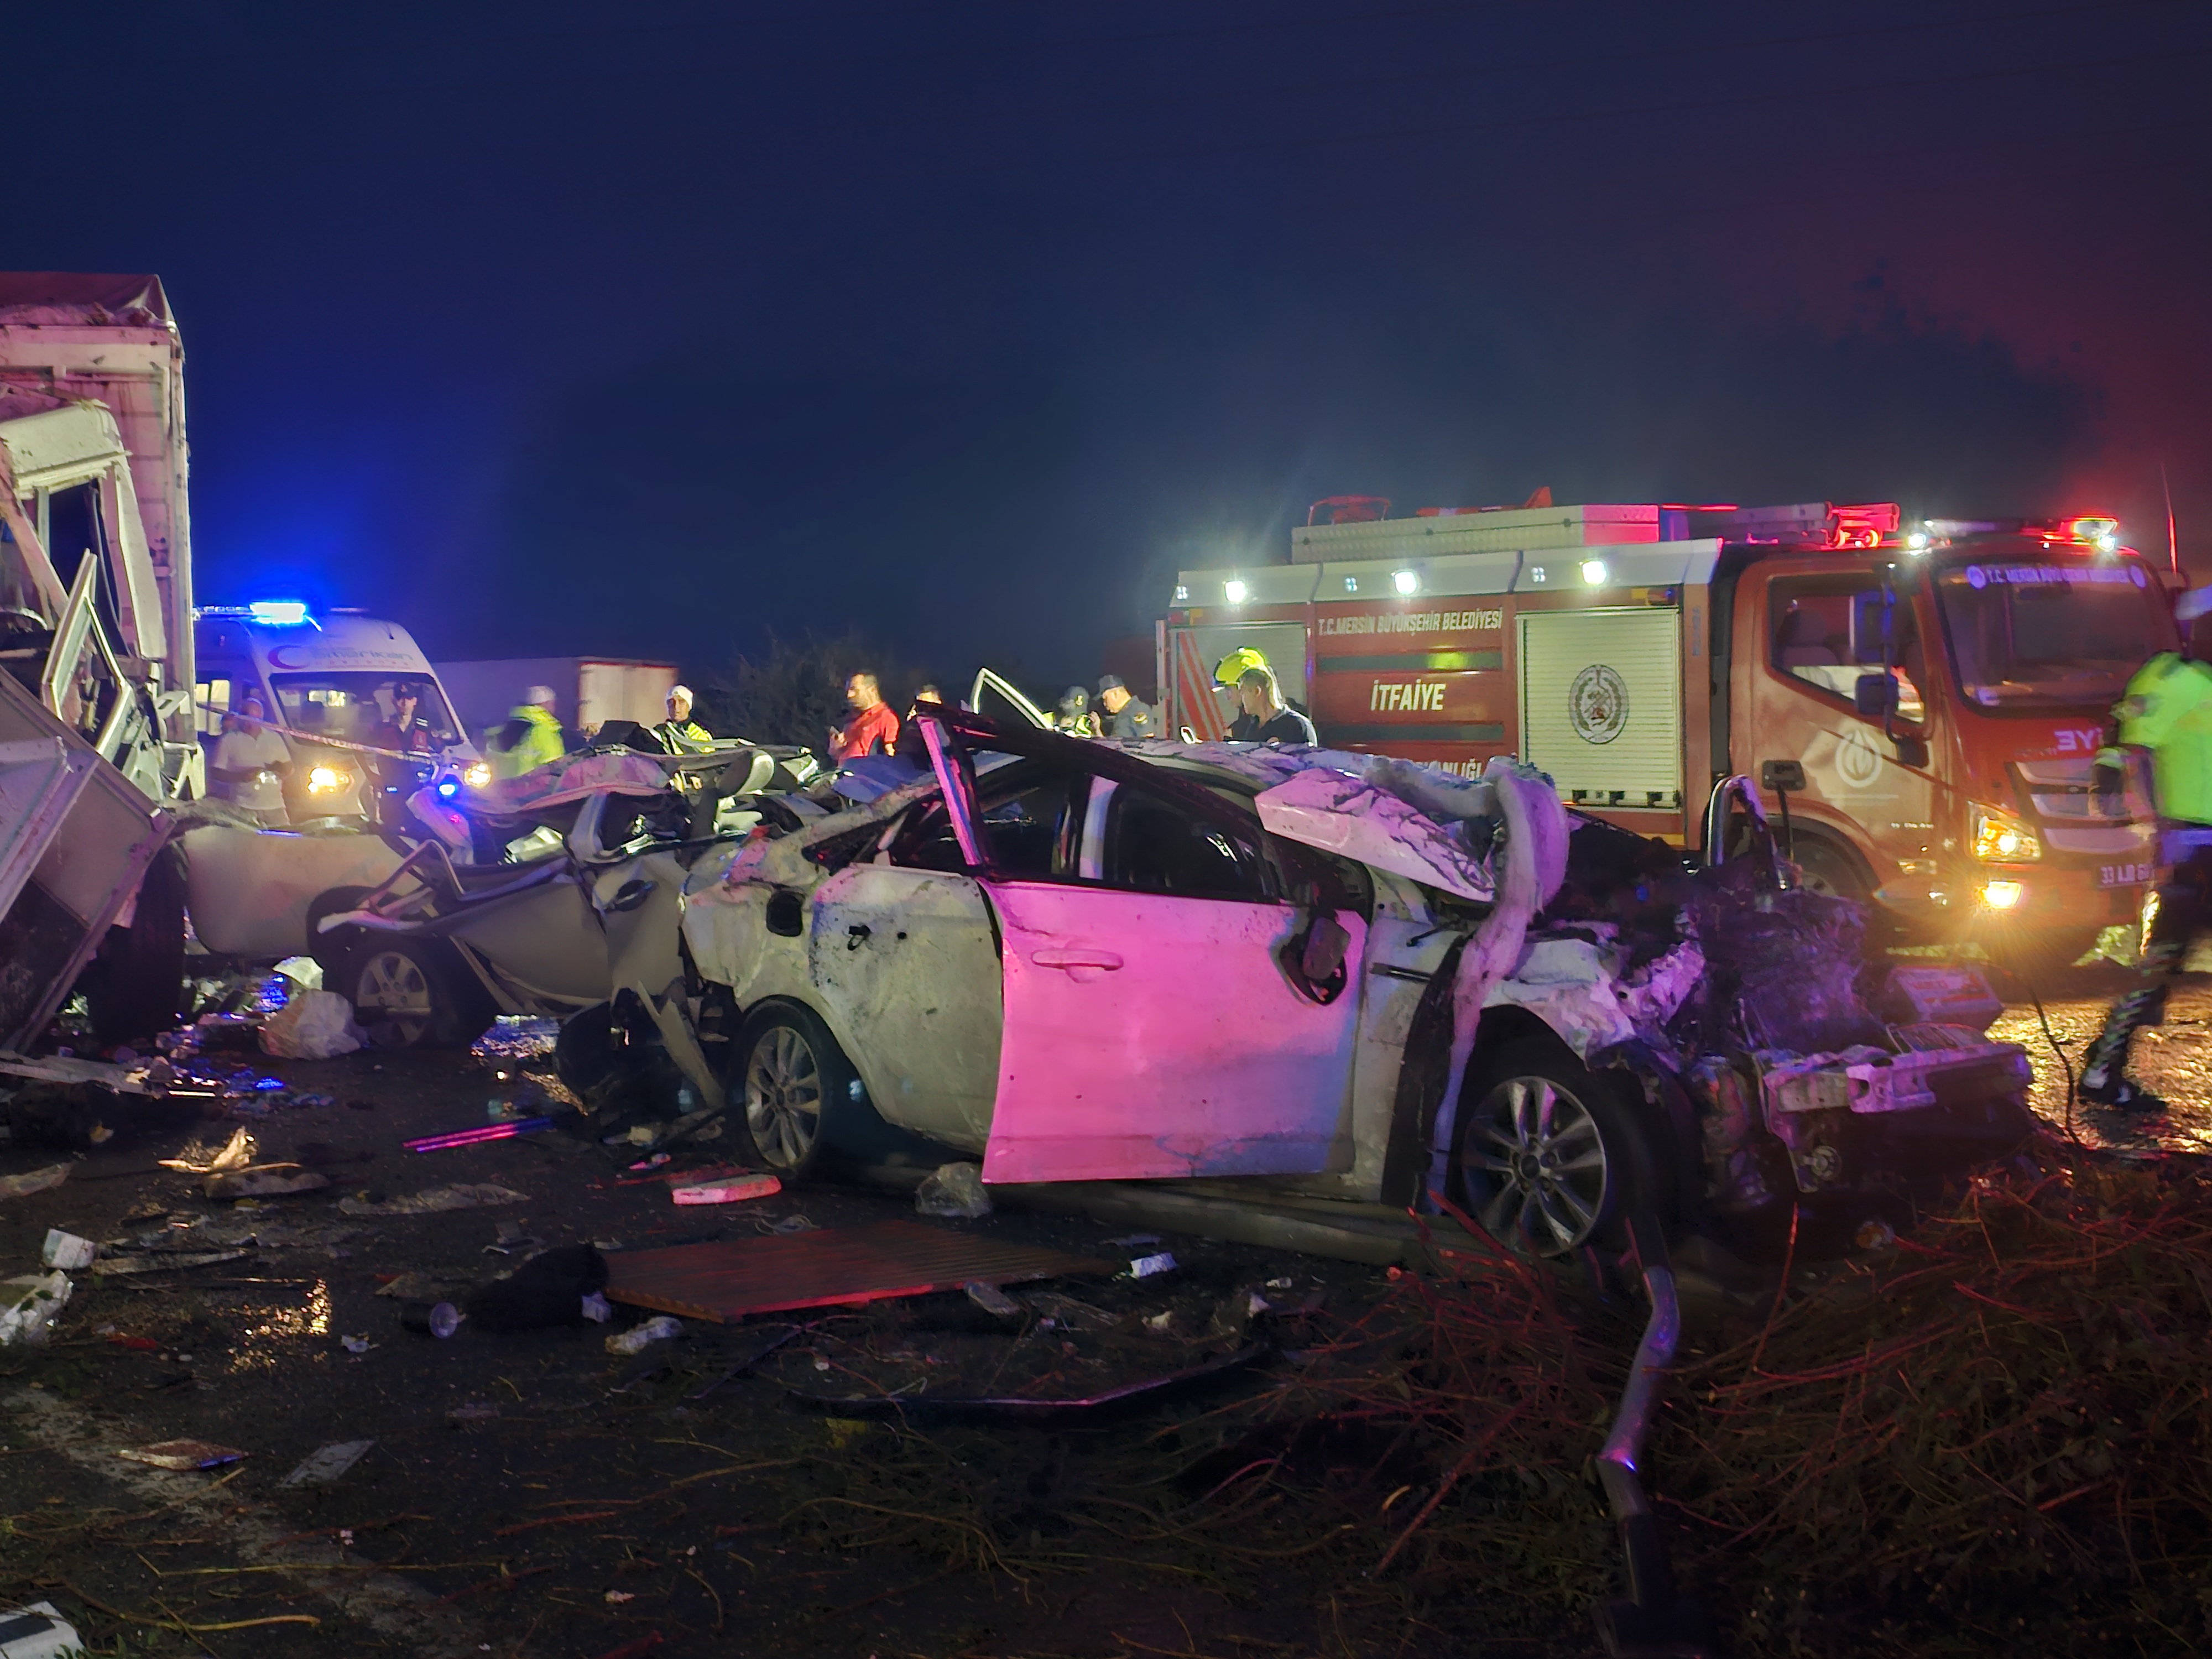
2099, 862, 2152, 889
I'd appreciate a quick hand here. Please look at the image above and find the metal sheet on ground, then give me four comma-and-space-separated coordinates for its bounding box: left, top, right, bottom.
603, 1219, 1112, 1322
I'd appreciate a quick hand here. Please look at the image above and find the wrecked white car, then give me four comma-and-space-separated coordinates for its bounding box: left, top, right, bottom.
675, 709, 2034, 1254
304, 744, 818, 1050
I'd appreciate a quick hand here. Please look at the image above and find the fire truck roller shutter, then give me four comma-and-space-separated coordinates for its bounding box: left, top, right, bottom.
1517, 609, 1683, 807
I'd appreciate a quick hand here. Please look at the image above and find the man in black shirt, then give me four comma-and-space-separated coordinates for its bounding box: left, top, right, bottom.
1236, 665, 1317, 745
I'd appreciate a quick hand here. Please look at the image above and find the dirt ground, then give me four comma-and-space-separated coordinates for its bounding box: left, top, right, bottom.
0, 1017, 1596, 1659
2, 965, 2205, 1659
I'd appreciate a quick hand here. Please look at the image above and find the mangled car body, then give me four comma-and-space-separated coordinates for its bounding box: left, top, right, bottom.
305, 743, 817, 1053
677, 709, 2034, 1253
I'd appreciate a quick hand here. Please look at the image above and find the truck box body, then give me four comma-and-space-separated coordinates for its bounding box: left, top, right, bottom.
436, 656, 679, 741
0, 275, 192, 747
0, 667, 168, 1047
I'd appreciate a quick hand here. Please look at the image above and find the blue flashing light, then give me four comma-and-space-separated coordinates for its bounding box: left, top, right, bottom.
436, 777, 461, 799
248, 601, 311, 626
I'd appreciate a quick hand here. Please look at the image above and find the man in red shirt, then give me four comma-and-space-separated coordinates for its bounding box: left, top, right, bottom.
828, 671, 900, 761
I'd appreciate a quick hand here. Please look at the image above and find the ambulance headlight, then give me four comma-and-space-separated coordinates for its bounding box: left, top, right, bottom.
306, 765, 350, 795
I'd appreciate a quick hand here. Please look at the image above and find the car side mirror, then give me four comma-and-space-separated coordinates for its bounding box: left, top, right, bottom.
605, 878, 655, 914
1853, 672, 1898, 718
1300, 913, 1351, 983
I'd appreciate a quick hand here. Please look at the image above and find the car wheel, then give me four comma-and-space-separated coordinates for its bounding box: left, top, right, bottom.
348, 938, 494, 1050
732, 1003, 851, 1180
1452, 1041, 1658, 1256
84, 844, 189, 1045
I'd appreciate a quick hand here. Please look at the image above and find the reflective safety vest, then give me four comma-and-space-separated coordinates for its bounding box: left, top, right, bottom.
487, 704, 566, 780
2116, 653, 2212, 826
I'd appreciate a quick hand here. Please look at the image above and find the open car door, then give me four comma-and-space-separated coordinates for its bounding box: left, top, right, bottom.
968, 667, 1052, 731
913, 711, 1361, 1185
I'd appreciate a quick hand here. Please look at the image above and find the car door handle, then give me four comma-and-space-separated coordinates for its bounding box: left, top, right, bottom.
1031, 947, 1124, 972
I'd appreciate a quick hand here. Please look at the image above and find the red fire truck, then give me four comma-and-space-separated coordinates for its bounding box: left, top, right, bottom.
1158, 498, 2178, 956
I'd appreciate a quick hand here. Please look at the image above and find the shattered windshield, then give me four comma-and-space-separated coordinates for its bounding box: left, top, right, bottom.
269, 672, 463, 748
1933, 559, 2174, 712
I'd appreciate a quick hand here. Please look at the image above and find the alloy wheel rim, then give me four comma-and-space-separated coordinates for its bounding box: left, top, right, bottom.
745, 1025, 822, 1170
1462, 1076, 1611, 1253
356, 951, 432, 1045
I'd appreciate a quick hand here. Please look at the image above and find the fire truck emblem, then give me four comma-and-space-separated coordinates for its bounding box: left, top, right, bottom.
1568, 664, 1629, 745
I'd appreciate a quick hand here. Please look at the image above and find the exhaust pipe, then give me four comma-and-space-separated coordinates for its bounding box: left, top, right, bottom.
1592, 1213, 1712, 1656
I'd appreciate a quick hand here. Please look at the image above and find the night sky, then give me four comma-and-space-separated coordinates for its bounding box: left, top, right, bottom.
11, 1, 2209, 692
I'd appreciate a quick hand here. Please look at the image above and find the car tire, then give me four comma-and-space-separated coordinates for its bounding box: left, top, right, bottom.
1787, 835, 1874, 907
346, 937, 495, 1050
84, 844, 189, 1045
1451, 1040, 1663, 1256
730, 1002, 852, 1181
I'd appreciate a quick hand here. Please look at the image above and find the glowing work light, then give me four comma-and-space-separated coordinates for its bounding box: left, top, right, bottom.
1391, 569, 1420, 596
1223, 579, 1249, 605
1580, 559, 1609, 587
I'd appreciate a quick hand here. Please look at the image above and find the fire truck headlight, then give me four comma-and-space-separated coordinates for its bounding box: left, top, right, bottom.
1223, 578, 1249, 605
306, 765, 350, 795
1906, 530, 1930, 552
1970, 802, 2042, 862
1979, 880, 2026, 910
1580, 559, 1609, 586
1391, 568, 1420, 596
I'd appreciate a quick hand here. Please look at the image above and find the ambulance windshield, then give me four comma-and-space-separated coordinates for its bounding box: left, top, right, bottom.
268, 672, 462, 748
1934, 559, 2176, 712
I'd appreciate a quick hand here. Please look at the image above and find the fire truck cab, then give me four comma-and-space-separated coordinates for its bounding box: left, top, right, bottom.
1160, 499, 2177, 956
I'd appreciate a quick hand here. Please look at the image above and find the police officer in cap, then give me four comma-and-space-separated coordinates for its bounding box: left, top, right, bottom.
1097, 674, 1155, 739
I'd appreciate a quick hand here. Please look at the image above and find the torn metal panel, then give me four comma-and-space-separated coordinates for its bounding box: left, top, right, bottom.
787, 1342, 1266, 1422
1255, 766, 1495, 903
602, 1219, 1112, 1322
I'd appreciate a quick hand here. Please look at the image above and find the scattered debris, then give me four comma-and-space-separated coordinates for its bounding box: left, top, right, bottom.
464, 1244, 611, 1332
339, 1183, 530, 1216
399, 1302, 464, 1338
604, 1219, 1112, 1322
40, 1229, 96, 1270
204, 1167, 332, 1200
116, 1439, 247, 1470
340, 1334, 375, 1355
404, 1119, 556, 1152
607, 1315, 685, 1356
374, 1272, 458, 1301
580, 1291, 613, 1323
258, 988, 364, 1058
446, 1402, 500, 1422
687, 1324, 802, 1400
1126, 1252, 1177, 1279
159, 1126, 255, 1175
789, 1342, 1268, 1423
1103, 1233, 1161, 1248
482, 1220, 539, 1255
963, 1280, 1022, 1318
914, 1160, 992, 1218
0, 1164, 69, 1201
0, 1600, 84, 1659
279, 1439, 375, 1487
0, 1272, 71, 1345
88, 1251, 247, 1277
671, 1173, 781, 1206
